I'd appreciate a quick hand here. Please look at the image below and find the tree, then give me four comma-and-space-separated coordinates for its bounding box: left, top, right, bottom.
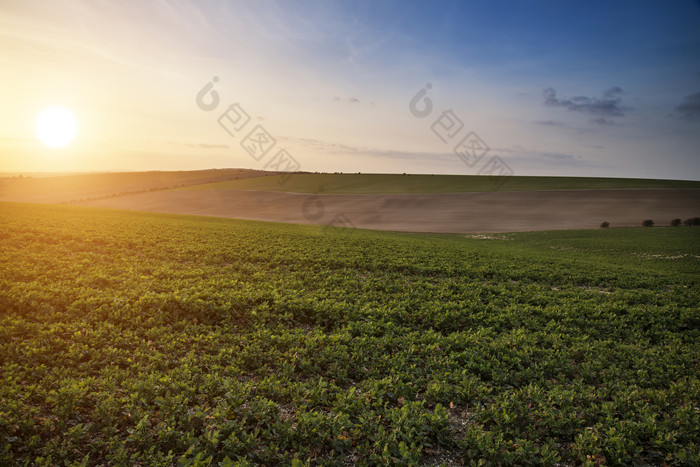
671, 218, 682, 227
642, 219, 654, 227
600, 221, 610, 228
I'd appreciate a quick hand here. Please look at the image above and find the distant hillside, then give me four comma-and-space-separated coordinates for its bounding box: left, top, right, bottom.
0, 169, 275, 204
2, 170, 699, 208
179, 173, 700, 194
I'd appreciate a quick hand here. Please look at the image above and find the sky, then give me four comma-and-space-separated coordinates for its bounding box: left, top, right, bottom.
1, 0, 699, 179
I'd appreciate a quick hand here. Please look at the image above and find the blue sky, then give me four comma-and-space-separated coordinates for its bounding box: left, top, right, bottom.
1, 0, 699, 179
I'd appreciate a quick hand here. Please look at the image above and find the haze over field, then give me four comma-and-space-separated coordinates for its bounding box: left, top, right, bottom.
1, 0, 699, 180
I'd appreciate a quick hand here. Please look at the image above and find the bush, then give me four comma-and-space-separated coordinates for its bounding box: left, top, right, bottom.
671, 218, 682, 227
684, 217, 700, 226
600, 222, 610, 228
642, 220, 654, 227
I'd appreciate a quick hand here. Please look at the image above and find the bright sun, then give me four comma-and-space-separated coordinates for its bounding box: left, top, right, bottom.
36, 106, 77, 148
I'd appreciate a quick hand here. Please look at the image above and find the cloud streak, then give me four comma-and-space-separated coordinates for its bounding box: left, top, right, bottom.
673, 92, 700, 121
495, 147, 607, 169
543, 87, 629, 117
280, 136, 605, 171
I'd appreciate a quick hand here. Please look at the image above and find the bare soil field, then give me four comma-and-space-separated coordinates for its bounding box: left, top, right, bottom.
77, 188, 700, 233
3, 171, 697, 232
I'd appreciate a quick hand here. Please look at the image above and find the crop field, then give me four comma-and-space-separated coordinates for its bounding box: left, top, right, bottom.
1, 202, 699, 466
179, 173, 700, 194
0, 169, 272, 204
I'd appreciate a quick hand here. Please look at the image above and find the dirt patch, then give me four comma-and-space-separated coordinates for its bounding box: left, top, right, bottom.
76, 188, 700, 233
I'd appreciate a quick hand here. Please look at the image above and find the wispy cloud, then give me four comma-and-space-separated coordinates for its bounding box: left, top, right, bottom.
280, 136, 605, 171
535, 120, 565, 127
535, 151, 601, 167
494, 147, 608, 169
590, 117, 617, 126
165, 142, 229, 149
543, 87, 629, 117
673, 92, 700, 121
331, 96, 362, 103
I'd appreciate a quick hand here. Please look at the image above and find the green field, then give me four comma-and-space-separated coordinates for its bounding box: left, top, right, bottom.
1, 203, 699, 465
181, 173, 700, 194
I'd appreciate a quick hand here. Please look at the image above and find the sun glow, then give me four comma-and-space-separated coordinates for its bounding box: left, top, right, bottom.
36, 106, 77, 148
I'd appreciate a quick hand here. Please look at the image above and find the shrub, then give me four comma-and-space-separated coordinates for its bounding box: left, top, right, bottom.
642, 220, 654, 227
600, 222, 610, 229
671, 218, 682, 227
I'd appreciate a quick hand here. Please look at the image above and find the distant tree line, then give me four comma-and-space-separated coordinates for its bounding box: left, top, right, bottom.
600, 217, 700, 228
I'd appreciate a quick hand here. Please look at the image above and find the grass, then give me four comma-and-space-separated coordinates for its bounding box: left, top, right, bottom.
1, 202, 698, 465
0, 169, 267, 204
179, 173, 700, 194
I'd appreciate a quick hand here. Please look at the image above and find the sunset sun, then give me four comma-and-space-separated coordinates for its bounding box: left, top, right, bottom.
36, 106, 77, 148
